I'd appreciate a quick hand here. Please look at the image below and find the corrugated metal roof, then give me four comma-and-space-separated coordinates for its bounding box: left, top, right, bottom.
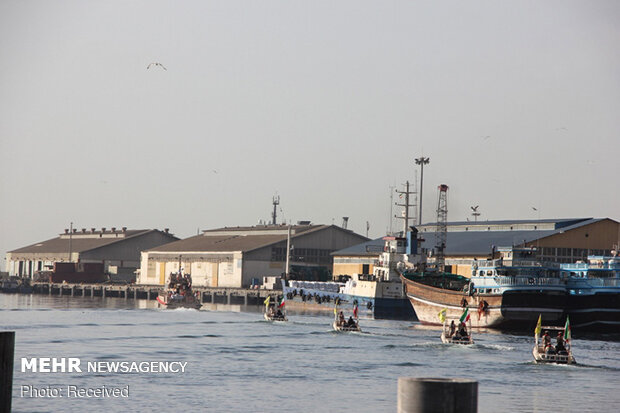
8, 230, 164, 254
332, 218, 615, 257
148, 224, 342, 253
418, 217, 591, 229
418, 230, 556, 256
331, 238, 385, 256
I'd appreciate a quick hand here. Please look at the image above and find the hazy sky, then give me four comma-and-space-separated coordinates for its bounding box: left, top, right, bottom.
1, 1, 619, 266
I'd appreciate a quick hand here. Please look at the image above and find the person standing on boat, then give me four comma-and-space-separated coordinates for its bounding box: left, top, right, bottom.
449, 320, 456, 338
555, 332, 566, 354
542, 331, 551, 349
457, 322, 468, 339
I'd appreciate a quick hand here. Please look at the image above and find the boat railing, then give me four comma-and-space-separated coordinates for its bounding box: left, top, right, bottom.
472, 276, 564, 287
475, 259, 560, 269
570, 278, 620, 287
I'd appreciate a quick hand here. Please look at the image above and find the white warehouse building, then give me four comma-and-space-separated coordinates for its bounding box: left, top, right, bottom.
137, 224, 368, 288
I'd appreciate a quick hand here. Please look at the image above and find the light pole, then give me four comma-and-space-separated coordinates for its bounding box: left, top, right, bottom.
414, 157, 430, 225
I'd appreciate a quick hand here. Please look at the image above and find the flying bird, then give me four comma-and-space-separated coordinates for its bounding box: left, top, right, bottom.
532, 207, 538, 211
470, 206, 479, 212
147, 62, 167, 70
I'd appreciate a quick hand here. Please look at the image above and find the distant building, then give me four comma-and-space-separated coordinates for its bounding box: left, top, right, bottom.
332, 238, 385, 278
137, 224, 369, 287
332, 218, 620, 278
6, 227, 179, 280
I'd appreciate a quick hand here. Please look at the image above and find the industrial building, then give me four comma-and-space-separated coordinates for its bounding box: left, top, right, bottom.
332, 217, 619, 278
137, 224, 369, 288
6, 227, 179, 280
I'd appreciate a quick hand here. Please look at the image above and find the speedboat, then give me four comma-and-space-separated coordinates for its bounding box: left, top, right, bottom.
157, 290, 202, 309
440, 317, 474, 345
332, 308, 361, 332
533, 321, 576, 364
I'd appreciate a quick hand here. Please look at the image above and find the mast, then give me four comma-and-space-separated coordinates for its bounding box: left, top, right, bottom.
69, 222, 73, 262
415, 156, 430, 225
285, 225, 291, 279
272, 195, 280, 225
395, 181, 416, 236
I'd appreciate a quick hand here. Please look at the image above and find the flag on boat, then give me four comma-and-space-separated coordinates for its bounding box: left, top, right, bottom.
353, 305, 358, 319
534, 314, 542, 336
264, 296, 270, 308
459, 307, 470, 323
438, 308, 447, 323
564, 315, 571, 341
334, 306, 338, 316
278, 296, 285, 308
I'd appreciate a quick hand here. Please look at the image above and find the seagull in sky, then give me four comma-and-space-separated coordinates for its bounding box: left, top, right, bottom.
532, 207, 538, 211
147, 62, 167, 70
470, 206, 479, 212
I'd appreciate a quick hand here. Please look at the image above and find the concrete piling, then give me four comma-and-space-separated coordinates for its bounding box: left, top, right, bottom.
397, 377, 477, 413
1, 331, 15, 413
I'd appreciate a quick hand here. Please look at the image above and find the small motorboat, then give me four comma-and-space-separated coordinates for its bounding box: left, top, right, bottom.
264, 311, 288, 322
264, 295, 288, 322
533, 318, 576, 364
157, 290, 202, 309
333, 307, 361, 332
158, 269, 202, 309
440, 318, 474, 345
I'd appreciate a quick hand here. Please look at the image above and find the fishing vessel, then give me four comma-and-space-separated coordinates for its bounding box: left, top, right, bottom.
533, 317, 575, 364
157, 270, 201, 309
282, 233, 421, 319
401, 247, 567, 328
561, 252, 620, 330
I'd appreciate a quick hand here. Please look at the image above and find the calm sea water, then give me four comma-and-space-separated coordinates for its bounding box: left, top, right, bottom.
1, 293, 619, 413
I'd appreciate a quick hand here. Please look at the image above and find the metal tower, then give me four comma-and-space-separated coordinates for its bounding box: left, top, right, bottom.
414, 157, 430, 225
272, 195, 280, 225
436, 184, 449, 271
395, 181, 417, 236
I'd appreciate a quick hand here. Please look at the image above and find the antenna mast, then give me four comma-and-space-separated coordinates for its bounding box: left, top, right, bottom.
436, 184, 449, 271
395, 181, 416, 236
272, 195, 280, 225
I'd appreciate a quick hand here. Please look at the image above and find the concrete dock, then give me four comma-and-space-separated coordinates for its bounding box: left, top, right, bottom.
29, 282, 275, 306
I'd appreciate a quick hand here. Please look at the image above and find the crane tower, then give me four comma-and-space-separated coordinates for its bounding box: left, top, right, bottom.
436, 184, 449, 271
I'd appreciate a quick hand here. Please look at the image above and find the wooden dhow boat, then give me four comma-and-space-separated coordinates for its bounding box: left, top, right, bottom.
401, 247, 567, 328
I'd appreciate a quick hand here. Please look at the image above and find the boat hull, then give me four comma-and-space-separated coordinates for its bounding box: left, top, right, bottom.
532, 346, 576, 364
332, 321, 361, 332
566, 290, 620, 330
402, 276, 566, 328
156, 294, 202, 310
282, 285, 415, 320
264, 313, 287, 322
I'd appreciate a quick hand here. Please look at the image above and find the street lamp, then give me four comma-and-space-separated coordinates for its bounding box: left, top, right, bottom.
414, 157, 430, 225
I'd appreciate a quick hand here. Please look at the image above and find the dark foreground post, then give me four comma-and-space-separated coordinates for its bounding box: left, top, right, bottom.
398, 377, 477, 413
1, 331, 15, 413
